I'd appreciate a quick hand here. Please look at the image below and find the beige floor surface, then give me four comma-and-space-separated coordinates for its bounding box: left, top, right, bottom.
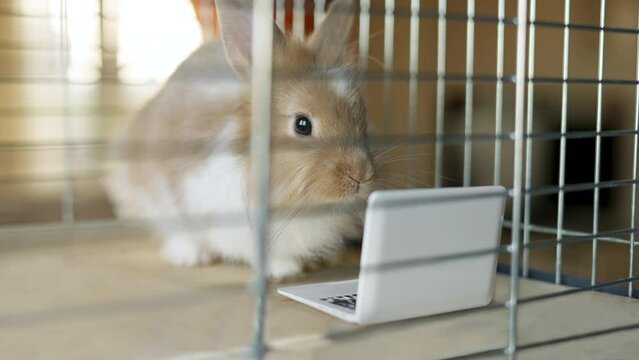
1, 227, 639, 360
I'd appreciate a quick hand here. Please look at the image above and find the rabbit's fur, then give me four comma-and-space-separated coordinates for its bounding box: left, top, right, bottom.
105, 0, 374, 279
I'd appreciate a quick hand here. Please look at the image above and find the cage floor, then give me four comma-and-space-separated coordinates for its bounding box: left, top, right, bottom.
1, 228, 638, 360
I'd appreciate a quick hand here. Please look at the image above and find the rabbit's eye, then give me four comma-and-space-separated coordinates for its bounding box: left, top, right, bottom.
294, 115, 313, 136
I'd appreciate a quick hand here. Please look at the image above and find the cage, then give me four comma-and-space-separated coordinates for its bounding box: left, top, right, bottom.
2, 0, 639, 359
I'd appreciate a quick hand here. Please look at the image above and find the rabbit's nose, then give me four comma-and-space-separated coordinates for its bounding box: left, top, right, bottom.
347, 173, 361, 184
346, 174, 361, 193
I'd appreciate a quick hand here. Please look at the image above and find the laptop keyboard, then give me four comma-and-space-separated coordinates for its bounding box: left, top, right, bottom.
320, 293, 357, 310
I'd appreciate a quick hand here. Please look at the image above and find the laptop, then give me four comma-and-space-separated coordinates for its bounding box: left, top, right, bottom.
278, 186, 507, 325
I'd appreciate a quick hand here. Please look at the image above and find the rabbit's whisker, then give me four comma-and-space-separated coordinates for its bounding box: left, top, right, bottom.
268, 206, 303, 254
372, 133, 426, 160
375, 153, 433, 163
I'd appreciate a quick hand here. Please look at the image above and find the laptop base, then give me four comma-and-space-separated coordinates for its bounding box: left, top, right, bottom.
277, 279, 358, 323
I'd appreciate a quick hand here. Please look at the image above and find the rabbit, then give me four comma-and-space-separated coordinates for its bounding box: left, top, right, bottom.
105, 0, 375, 280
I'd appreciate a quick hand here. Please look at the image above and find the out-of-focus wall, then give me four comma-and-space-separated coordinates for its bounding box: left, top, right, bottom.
0, 0, 201, 224
2, 0, 639, 232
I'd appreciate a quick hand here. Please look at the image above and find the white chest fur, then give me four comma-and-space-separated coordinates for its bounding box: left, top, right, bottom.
180, 120, 246, 216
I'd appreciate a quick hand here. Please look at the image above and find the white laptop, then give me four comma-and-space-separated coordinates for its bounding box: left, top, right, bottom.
278, 186, 507, 325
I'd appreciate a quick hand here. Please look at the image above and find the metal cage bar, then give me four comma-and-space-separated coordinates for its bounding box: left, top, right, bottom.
59, 0, 74, 225
434, 0, 447, 188
249, 0, 276, 357
507, 0, 529, 357
493, 0, 505, 186
383, 0, 395, 134
358, 0, 371, 73
463, 0, 475, 187
408, 0, 421, 181
591, 0, 606, 286
630, 10, 639, 298
522, 0, 537, 278
555, 0, 571, 285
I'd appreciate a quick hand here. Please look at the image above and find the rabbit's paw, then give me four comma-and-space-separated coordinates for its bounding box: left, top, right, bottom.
162, 238, 216, 267
268, 259, 303, 280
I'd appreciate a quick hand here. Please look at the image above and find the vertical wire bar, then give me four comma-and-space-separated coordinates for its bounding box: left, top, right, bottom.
508, 1, 529, 357
60, 0, 74, 225
384, 0, 395, 134
493, 0, 505, 186
358, 0, 370, 140
358, 0, 370, 77
591, 0, 606, 286
293, 0, 305, 38
408, 0, 420, 182
463, 0, 475, 187
249, 0, 275, 357
98, 0, 109, 77
629, 10, 639, 298
522, 0, 537, 278
98, 0, 117, 78
276, 0, 286, 31
556, 0, 571, 285
314, 0, 326, 27
435, 0, 447, 188
383, 0, 395, 134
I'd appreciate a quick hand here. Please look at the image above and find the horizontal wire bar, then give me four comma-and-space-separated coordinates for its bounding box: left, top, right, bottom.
2, 166, 638, 205
0, 71, 518, 86
0, 9, 119, 22
0, 170, 102, 184
0, 41, 118, 55
4, 127, 638, 153
519, 228, 638, 251
0, 132, 515, 153
3, 127, 638, 154
504, 221, 632, 245
439, 346, 501, 359
0, 75, 157, 86
0, 6, 518, 25
527, 129, 639, 141
532, 19, 639, 36
4, 7, 639, 35
4, 5, 636, 35
1, 74, 637, 94
519, 276, 639, 304
531, 76, 639, 86
2, 129, 638, 153
3, 73, 639, 87
0, 106, 134, 117
518, 322, 639, 350
526, 178, 639, 196
445, 321, 639, 359
1, 73, 637, 90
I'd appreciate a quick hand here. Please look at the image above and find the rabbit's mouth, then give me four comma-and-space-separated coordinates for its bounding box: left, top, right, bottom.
345, 174, 374, 198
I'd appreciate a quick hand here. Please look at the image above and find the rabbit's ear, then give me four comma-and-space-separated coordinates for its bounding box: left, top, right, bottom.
308, 0, 354, 66
216, 0, 284, 77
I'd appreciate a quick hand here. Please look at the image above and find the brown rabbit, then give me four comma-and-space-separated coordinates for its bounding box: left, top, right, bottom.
105, 0, 375, 279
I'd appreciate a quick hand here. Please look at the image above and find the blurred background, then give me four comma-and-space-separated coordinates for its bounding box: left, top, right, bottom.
3, 0, 639, 284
